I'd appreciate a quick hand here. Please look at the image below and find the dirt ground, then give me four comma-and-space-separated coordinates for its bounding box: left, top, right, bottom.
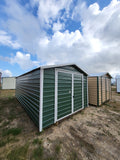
0, 87, 120, 160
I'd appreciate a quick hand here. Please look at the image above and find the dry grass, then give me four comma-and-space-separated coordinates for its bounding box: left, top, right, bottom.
0, 88, 120, 160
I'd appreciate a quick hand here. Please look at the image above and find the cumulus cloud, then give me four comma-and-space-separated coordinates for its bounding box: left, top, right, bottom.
3, 0, 44, 54
1, 0, 120, 76
0, 30, 20, 49
0, 69, 12, 77
37, 0, 72, 25
52, 21, 65, 32
10, 51, 40, 70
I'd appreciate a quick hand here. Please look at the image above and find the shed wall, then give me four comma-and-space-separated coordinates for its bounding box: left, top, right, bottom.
2, 77, 16, 89
88, 77, 97, 106
102, 77, 106, 103
99, 77, 102, 105
42, 68, 55, 129
16, 69, 40, 127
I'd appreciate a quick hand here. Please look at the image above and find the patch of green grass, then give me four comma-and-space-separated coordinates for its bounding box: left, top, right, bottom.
33, 138, 42, 145
7, 143, 29, 160
70, 151, 78, 160
55, 144, 61, 154
2, 128, 22, 137
0, 137, 19, 148
32, 145, 43, 160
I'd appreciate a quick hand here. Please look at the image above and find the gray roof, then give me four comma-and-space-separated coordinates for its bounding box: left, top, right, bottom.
17, 63, 88, 78
89, 72, 112, 78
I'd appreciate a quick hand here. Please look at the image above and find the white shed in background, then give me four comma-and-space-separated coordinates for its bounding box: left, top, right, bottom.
2, 77, 16, 89
116, 76, 120, 93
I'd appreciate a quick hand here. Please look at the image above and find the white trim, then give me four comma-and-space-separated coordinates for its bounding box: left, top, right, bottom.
72, 73, 74, 113
57, 107, 83, 122
54, 69, 58, 123
41, 63, 88, 75
39, 68, 44, 132
82, 74, 84, 109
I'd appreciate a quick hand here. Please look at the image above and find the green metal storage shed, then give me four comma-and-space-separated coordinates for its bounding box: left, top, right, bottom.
16, 64, 88, 132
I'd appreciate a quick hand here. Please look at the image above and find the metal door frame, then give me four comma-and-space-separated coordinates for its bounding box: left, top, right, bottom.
54, 68, 84, 123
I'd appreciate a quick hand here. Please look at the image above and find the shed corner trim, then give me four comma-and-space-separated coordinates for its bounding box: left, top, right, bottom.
39, 68, 44, 132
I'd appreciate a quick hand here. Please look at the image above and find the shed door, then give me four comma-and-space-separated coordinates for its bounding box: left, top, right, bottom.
74, 74, 83, 112
57, 72, 72, 120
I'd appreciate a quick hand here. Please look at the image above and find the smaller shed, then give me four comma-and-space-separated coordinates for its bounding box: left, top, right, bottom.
116, 75, 120, 93
88, 72, 112, 106
2, 77, 16, 90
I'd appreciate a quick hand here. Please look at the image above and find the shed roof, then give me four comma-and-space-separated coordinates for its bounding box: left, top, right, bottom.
89, 72, 112, 78
17, 64, 88, 78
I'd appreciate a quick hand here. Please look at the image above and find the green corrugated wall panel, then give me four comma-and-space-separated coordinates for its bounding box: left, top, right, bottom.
43, 69, 55, 128
84, 76, 88, 107
16, 69, 40, 127
74, 74, 82, 111
61, 66, 80, 73
57, 72, 72, 119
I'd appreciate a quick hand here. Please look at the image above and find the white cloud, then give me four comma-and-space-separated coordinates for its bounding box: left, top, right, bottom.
52, 21, 64, 32
3, 0, 44, 54
0, 30, 20, 49
1, 0, 120, 77
37, 0, 73, 25
0, 69, 12, 77
10, 51, 40, 70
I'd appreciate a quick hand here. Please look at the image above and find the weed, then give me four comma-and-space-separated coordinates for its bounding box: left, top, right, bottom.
7, 143, 29, 160
2, 128, 22, 137
55, 144, 61, 154
0, 136, 19, 148
70, 151, 78, 160
33, 138, 42, 145
32, 145, 43, 160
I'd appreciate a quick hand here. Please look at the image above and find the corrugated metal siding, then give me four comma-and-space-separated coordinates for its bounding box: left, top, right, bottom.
99, 77, 102, 105
60, 66, 80, 73
74, 74, 82, 111
42, 69, 55, 128
84, 76, 88, 107
57, 72, 72, 119
88, 77, 97, 106
102, 77, 106, 103
16, 69, 40, 127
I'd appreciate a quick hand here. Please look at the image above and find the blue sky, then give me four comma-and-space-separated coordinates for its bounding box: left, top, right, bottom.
0, 0, 120, 77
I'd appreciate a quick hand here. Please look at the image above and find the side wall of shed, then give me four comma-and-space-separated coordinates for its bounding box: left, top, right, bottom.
42, 68, 55, 129
16, 69, 40, 127
88, 77, 97, 106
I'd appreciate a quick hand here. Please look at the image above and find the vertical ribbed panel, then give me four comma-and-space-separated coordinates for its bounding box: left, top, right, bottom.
74, 74, 82, 111
84, 76, 88, 107
16, 69, 40, 127
42, 69, 55, 128
57, 72, 72, 119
